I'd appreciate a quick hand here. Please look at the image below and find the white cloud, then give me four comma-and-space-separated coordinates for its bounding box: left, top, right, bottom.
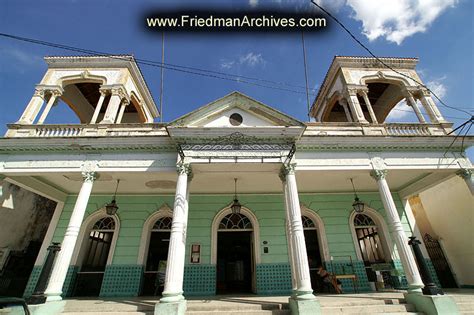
0, 47, 42, 66
386, 100, 412, 120
345, 0, 458, 44
426, 78, 447, 100
220, 52, 266, 70
249, 0, 259, 7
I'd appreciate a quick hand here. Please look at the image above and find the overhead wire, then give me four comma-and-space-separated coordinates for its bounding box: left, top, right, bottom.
0, 32, 317, 96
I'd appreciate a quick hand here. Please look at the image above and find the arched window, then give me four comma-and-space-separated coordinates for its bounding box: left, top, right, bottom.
152, 217, 172, 230
354, 214, 385, 264
302, 215, 316, 229
218, 213, 253, 230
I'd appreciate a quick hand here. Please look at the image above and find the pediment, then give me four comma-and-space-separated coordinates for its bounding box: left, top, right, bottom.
170, 91, 304, 128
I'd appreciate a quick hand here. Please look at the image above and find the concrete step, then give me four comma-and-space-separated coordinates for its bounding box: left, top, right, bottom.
62, 313, 152, 315
186, 311, 290, 315
321, 303, 417, 314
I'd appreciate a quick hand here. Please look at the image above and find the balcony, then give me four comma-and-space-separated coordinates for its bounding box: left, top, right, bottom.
4, 122, 453, 139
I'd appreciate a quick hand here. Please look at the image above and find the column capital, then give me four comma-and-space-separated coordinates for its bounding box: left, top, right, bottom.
370, 169, 387, 180
99, 87, 110, 97
456, 168, 472, 180
281, 163, 296, 177
81, 171, 97, 183
176, 162, 192, 176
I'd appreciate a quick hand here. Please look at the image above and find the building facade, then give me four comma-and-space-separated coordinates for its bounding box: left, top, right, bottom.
0, 55, 472, 314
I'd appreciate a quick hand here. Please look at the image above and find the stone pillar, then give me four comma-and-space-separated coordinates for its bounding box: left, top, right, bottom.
345, 89, 369, 124
37, 88, 63, 125
282, 164, 314, 298
339, 98, 353, 122
456, 168, 474, 195
418, 90, 447, 123
17, 88, 46, 124
90, 89, 108, 124
359, 89, 378, 124
405, 92, 426, 123
115, 99, 130, 124
100, 86, 128, 124
156, 162, 192, 315
370, 170, 424, 292
280, 170, 297, 291
44, 171, 96, 301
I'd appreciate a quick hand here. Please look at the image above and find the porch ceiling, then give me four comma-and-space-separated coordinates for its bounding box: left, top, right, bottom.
31, 165, 454, 196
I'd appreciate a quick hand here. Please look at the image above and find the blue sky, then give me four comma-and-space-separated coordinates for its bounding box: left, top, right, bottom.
0, 0, 472, 156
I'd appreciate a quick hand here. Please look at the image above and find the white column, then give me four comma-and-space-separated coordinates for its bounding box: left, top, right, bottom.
100, 87, 127, 124
405, 92, 426, 123
282, 163, 315, 299
370, 170, 424, 292
456, 168, 474, 195
17, 88, 46, 124
115, 100, 129, 123
339, 99, 353, 122
418, 91, 447, 123
359, 90, 378, 124
44, 171, 96, 301
345, 90, 369, 124
280, 170, 297, 291
90, 90, 107, 124
37, 89, 62, 125
160, 162, 191, 303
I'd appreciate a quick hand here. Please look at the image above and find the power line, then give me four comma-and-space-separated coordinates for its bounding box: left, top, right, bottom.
301, 31, 311, 120
0, 32, 317, 96
310, 0, 473, 118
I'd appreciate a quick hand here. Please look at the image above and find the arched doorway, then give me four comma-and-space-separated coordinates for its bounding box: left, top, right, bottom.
141, 216, 172, 296
74, 216, 116, 296
350, 211, 392, 286
215, 212, 255, 294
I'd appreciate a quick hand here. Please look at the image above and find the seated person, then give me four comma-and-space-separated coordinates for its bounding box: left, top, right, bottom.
317, 265, 342, 294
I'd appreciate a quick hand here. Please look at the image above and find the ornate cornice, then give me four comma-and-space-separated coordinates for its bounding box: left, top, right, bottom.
281, 163, 296, 176
81, 171, 97, 183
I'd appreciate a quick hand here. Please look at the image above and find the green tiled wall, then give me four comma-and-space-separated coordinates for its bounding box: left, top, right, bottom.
183, 265, 216, 296
100, 265, 143, 297
23, 265, 78, 298
325, 260, 371, 292
23, 266, 42, 298
256, 263, 292, 295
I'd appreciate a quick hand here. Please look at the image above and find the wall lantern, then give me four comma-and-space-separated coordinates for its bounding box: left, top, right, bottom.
105, 179, 120, 216
350, 178, 365, 213
231, 178, 242, 214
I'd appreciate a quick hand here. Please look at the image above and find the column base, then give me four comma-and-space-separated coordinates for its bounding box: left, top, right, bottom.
404, 292, 460, 315
45, 292, 63, 302
289, 295, 321, 315
155, 299, 187, 315
29, 301, 66, 315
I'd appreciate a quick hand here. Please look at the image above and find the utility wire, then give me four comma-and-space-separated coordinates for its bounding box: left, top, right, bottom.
159, 32, 165, 122
0, 32, 317, 96
301, 31, 312, 120
310, 0, 473, 117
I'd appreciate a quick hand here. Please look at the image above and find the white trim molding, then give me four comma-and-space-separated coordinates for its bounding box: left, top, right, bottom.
137, 203, 173, 265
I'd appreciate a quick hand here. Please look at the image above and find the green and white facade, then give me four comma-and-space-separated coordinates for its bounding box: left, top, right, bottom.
0, 55, 472, 314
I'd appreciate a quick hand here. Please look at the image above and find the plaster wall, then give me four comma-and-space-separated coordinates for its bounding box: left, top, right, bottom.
418, 176, 474, 286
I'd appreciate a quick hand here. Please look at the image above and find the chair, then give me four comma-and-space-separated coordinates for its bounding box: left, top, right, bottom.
329, 255, 359, 293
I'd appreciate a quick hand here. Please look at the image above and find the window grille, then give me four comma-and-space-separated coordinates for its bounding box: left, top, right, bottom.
92, 217, 115, 230
152, 217, 172, 230
218, 213, 252, 230
302, 216, 316, 229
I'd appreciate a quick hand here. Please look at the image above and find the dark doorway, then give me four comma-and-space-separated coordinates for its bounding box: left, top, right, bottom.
141, 231, 171, 295
423, 234, 457, 288
302, 215, 323, 292
216, 231, 253, 294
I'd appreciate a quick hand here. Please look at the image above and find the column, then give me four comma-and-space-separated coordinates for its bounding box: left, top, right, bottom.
90, 89, 108, 124
44, 171, 96, 301
359, 89, 378, 124
115, 99, 129, 124
281, 163, 315, 299
345, 89, 369, 124
160, 162, 192, 303
405, 92, 426, 123
17, 88, 46, 124
456, 168, 474, 195
339, 98, 353, 122
37, 89, 63, 124
370, 170, 424, 292
418, 90, 447, 123
280, 170, 297, 291
100, 87, 127, 124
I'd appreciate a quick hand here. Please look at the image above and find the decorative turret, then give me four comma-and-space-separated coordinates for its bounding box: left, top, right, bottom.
16, 55, 159, 125
310, 56, 448, 125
